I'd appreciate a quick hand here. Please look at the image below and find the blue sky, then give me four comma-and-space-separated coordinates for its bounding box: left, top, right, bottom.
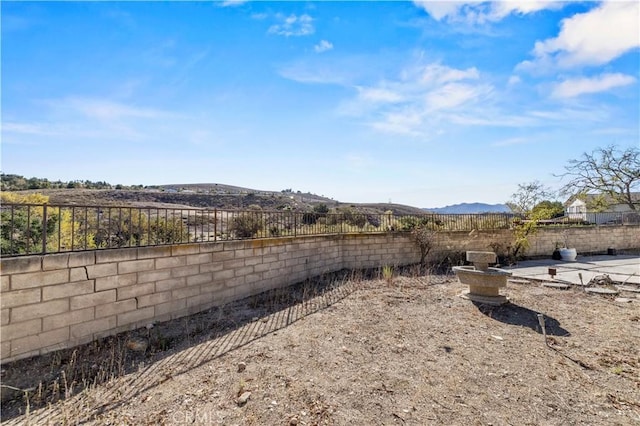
2, 1, 638, 208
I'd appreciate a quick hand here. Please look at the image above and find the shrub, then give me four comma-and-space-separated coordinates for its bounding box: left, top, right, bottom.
410, 226, 437, 271
231, 207, 264, 238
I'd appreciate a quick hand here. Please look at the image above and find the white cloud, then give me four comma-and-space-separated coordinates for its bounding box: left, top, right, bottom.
220, 0, 247, 7
357, 87, 404, 103
314, 40, 333, 53
551, 73, 636, 98
413, 1, 468, 21
425, 82, 489, 111
507, 75, 521, 86
518, 1, 640, 72
419, 63, 480, 84
56, 97, 170, 121
7, 97, 177, 143
413, 1, 563, 25
370, 110, 425, 136
490, 1, 564, 20
268, 14, 314, 37
346, 62, 492, 134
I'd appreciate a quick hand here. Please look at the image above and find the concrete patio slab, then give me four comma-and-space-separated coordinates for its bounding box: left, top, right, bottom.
504, 255, 639, 287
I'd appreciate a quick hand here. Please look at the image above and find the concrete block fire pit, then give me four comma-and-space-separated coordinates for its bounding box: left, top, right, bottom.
453, 251, 512, 306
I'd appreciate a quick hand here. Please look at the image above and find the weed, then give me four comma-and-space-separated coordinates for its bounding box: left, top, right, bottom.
382, 265, 394, 284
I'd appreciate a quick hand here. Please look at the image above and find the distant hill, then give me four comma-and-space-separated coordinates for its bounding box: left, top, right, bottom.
425, 203, 511, 214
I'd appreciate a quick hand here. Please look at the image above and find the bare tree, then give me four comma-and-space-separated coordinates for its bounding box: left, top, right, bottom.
506, 181, 553, 215
410, 226, 436, 271
558, 145, 640, 211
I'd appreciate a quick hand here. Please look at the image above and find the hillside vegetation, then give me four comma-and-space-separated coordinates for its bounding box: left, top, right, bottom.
1, 174, 428, 215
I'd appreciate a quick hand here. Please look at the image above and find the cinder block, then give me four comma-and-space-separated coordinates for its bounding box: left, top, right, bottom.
155, 256, 186, 269
199, 282, 224, 295
43, 280, 94, 301
137, 245, 172, 259
95, 273, 137, 291
212, 250, 235, 261
117, 282, 154, 300
1, 274, 9, 292
43, 307, 95, 331
154, 299, 187, 317
198, 242, 224, 253
172, 286, 200, 300
234, 248, 254, 259
11, 269, 69, 290
118, 259, 155, 274
225, 276, 245, 288
171, 244, 200, 256
186, 273, 213, 286
222, 240, 245, 252
186, 253, 212, 265
199, 262, 224, 273
137, 269, 172, 284
244, 256, 263, 267
85, 263, 118, 279
262, 254, 279, 263
186, 293, 216, 308
95, 299, 137, 318
117, 307, 154, 327
234, 266, 254, 277
95, 248, 137, 264
11, 299, 68, 322
1, 308, 9, 325
11, 327, 69, 358
2, 318, 42, 340
42, 253, 69, 271
244, 273, 263, 285
68, 251, 96, 267
213, 269, 234, 281
170, 265, 200, 278
137, 291, 172, 308
254, 262, 275, 273
0, 256, 41, 275
70, 316, 116, 340
1, 288, 41, 309
70, 267, 89, 282
155, 277, 186, 292
70, 290, 116, 310
222, 259, 245, 269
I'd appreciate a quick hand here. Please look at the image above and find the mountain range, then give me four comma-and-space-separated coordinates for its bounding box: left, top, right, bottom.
425, 203, 511, 214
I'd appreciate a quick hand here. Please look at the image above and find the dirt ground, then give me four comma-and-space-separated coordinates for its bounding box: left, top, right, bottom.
2, 270, 639, 425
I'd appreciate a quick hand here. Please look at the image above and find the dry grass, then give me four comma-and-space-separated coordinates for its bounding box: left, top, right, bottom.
2, 270, 639, 425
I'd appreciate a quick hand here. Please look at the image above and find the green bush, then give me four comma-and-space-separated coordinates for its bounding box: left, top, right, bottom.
231, 207, 264, 238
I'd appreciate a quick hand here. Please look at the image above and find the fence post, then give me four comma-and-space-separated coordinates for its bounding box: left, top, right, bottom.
42, 203, 48, 254
214, 209, 217, 242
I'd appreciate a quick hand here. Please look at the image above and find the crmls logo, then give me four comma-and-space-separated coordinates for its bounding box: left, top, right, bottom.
168, 410, 224, 424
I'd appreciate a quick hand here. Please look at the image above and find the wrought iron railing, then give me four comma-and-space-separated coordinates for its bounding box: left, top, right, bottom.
0, 203, 529, 257
2, 203, 636, 257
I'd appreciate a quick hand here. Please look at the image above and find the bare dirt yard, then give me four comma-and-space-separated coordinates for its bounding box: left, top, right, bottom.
2, 270, 639, 425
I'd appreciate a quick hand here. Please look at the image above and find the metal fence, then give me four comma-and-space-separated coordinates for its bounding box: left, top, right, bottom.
1, 203, 636, 257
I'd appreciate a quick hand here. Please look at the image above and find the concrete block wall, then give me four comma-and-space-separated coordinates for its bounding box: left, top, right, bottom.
0, 234, 421, 363
1, 225, 637, 363
529, 225, 640, 256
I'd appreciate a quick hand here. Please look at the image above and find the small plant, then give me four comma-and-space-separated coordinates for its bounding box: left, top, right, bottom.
382, 265, 394, 284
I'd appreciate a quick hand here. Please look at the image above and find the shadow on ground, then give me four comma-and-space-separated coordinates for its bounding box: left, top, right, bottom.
473, 302, 571, 337
1, 269, 367, 423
